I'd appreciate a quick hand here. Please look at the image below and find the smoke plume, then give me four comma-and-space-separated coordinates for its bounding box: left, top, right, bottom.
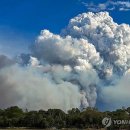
0, 12, 130, 111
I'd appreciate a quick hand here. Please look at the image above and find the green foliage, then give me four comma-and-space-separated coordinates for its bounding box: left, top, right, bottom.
4, 106, 24, 118
0, 106, 130, 129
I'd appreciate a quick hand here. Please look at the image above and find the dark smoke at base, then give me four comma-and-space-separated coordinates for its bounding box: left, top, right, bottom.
0, 12, 130, 111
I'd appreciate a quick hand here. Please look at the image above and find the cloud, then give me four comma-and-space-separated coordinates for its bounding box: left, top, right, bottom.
83, 1, 130, 12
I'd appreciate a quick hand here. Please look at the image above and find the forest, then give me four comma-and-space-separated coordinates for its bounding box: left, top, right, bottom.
0, 106, 130, 129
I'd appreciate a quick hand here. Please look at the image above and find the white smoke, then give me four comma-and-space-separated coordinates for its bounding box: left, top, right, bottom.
32, 30, 101, 108
0, 65, 82, 111
100, 72, 130, 110
0, 11, 130, 111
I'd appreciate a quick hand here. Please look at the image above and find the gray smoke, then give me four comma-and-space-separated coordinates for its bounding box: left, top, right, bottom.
0, 65, 82, 111
0, 12, 130, 111
0, 55, 14, 69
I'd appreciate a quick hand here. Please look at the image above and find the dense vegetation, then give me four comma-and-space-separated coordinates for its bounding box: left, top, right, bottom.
0, 106, 130, 129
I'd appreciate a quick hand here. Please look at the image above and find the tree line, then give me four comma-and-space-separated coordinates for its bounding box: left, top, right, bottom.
0, 106, 130, 129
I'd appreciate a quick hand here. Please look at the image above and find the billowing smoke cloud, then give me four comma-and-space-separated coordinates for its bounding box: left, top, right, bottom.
63, 12, 130, 76
0, 65, 82, 111
1, 11, 130, 111
31, 30, 101, 108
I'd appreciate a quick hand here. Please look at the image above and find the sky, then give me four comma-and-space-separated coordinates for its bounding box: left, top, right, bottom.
1, 0, 130, 111
0, 0, 130, 34
0, 0, 130, 55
